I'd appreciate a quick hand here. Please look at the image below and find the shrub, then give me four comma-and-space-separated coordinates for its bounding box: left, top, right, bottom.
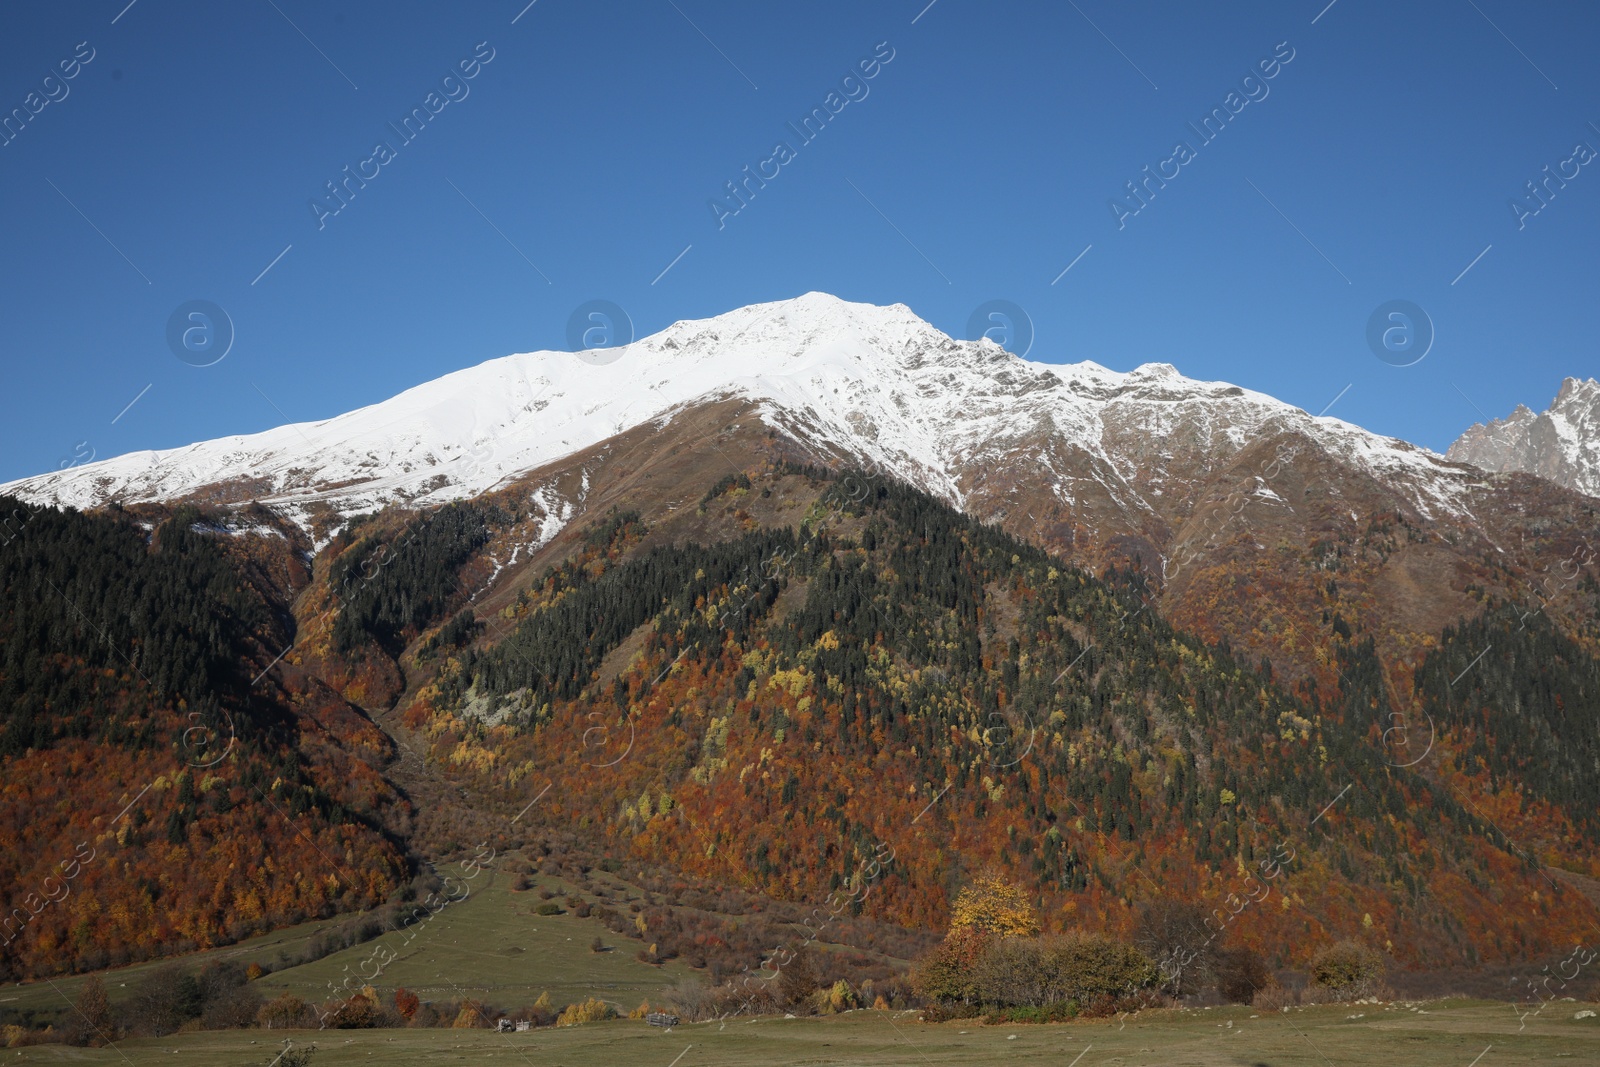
203, 983, 265, 1030
1216, 947, 1272, 1003
913, 927, 993, 1005
266, 1042, 317, 1067
972, 936, 1055, 1007
556, 997, 617, 1026
777, 947, 820, 1008
451, 1000, 490, 1029
919, 1002, 983, 1023
506, 992, 556, 1029
511, 873, 531, 892
393, 988, 420, 1020
591, 936, 605, 953
962, 932, 1159, 1010
814, 979, 859, 1014
1309, 941, 1386, 1000
1038, 933, 1156, 1006
258, 994, 313, 1030
127, 964, 201, 1036
326, 994, 383, 1029
535, 902, 562, 916
1251, 983, 1298, 1012
983, 1001, 1076, 1024
1298, 982, 1338, 1005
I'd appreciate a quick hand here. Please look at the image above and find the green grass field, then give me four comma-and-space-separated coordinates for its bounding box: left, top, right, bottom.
3, 1000, 1597, 1065
1, 870, 690, 1021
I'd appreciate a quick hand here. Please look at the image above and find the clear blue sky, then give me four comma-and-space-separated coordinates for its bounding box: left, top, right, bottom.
2, 0, 1596, 483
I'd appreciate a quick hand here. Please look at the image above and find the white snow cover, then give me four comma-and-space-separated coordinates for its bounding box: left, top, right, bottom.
2, 293, 1482, 527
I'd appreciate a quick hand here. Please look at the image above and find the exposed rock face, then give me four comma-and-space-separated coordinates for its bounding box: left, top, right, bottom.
1449, 377, 1600, 499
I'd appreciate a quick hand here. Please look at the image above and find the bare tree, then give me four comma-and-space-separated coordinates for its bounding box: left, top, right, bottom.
1132, 900, 1218, 997
68, 975, 114, 1047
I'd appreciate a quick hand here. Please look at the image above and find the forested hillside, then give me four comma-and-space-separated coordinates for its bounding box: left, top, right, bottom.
0, 499, 407, 980
401, 468, 1600, 969
5, 458, 1597, 986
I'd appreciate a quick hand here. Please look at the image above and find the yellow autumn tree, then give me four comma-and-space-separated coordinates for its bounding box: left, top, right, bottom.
948, 871, 1040, 937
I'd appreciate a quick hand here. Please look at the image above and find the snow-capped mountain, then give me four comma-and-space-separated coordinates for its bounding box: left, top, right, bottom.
1, 293, 1478, 537
1447, 377, 1600, 499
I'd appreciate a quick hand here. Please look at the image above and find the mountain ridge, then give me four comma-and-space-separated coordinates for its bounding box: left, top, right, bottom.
1448, 376, 1600, 499
3, 293, 1490, 553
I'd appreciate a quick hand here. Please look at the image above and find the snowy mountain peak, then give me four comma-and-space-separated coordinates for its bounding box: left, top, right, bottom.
2, 294, 1483, 535
1448, 377, 1600, 499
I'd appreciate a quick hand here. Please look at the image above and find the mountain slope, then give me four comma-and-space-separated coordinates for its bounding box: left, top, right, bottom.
1448, 377, 1600, 499
0, 499, 409, 980
392, 469, 1600, 969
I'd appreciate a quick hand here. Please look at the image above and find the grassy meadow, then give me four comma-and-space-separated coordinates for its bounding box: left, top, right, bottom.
1, 999, 1596, 1066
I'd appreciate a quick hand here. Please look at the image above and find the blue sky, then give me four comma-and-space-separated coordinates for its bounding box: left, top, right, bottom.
2, 0, 1596, 484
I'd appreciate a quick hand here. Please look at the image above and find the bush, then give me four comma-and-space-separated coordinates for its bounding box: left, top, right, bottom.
913, 927, 993, 1005
983, 1001, 1077, 1024
1251, 983, 1298, 1012
393, 988, 420, 1021
535, 902, 563, 916
258, 994, 313, 1030
919, 1002, 983, 1023
659, 978, 723, 1022
777, 947, 820, 1008
203, 983, 265, 1030
514, 992, 556, 1029
1309, 941, 1386, 1000
325, 994, 384, 1029
811, 979, 859, 1014
127, 964, 201, 1036
1216, 947, 1272, 1004
266, 1042, 317, 1067
974, 933, 1157, 1009
556, 997, 617, 1026
972, 937, 1055, 1007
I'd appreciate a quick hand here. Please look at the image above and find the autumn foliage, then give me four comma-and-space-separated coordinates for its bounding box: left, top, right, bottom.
949, 872, 1041, 938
